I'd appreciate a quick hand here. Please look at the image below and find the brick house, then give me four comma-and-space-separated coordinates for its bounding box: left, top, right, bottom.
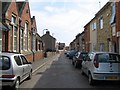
95, 2, 112, 52
2, 0, 44, 62
84, 22, 90, 52
2, 0, 19, 52
41, 31, 56, 52
89, 17, 97, 52
113, 2, 120, 54
116, 2, 120, 54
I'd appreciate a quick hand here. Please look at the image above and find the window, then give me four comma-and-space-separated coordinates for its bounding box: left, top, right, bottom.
110, 3, 116, 25
21, 55, 28, 64
0, 56, 10, 70
24, 22, 28, 35
0, 30, 2, 52
14, 27, 17, 51
99, 16, 103, 29
91, 22, 96, 30
9, 25, 13, 51
14, 56, 22, 66
11, 15, 16, 24
20, 29, 24, 51
24, 22, 28, 51
100, 43, 105, 51
112, 24, 116, 36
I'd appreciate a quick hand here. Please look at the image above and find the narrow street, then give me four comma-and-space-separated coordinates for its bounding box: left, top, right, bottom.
20, 52, 119, 88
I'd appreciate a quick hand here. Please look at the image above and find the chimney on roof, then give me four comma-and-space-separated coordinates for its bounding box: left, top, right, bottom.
46, 31, 50, 35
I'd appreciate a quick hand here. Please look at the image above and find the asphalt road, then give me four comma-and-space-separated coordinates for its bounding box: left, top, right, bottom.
20, 51, 120, 88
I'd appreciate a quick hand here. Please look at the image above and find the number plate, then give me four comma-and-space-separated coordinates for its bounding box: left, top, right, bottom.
106, 76, 118, 80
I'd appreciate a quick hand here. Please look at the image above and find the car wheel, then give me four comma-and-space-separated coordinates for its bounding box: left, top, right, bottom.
81, 70, 85, 75
27, 70, 32, 80
88, 73, 94, 85
74, 61, 78, 68
72, 60, 74, 65
12, 78, 20, 90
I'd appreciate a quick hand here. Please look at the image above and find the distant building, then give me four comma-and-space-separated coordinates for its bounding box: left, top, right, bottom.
58, 42, 65, 50
41, 31, 56, 52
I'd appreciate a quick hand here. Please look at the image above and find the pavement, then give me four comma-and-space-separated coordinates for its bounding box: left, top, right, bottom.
32, 53, 60, 74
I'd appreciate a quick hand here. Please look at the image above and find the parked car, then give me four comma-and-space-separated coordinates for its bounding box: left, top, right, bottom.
0, 52, 32, 89
68, 50, 77, 59
81, 52, 120, 85
72, 51, 88, 68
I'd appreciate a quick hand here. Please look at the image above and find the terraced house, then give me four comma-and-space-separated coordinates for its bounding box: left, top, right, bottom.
70, 1, 120, 54
95, 2, 112, 52
1, 0, 43, 62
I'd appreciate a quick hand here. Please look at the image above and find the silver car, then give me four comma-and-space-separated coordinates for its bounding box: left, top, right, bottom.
0, 52, 32, 89
81, 52, 120, 85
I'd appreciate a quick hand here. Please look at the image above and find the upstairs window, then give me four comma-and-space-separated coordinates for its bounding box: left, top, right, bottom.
110, 3, 116, 25
11, 15, 16, 24
92, 22, 97, 30
99, 16, 103, 29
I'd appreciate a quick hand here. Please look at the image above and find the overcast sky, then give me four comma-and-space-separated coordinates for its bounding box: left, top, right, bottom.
29, 0, 109, 46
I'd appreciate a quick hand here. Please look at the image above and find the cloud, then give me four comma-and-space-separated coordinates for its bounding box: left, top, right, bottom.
29, 0, 109, 45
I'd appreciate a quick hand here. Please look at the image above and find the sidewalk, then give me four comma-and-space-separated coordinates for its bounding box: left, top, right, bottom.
32, 53, 60, 73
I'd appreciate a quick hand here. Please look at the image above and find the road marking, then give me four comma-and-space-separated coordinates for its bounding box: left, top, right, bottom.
32, 61, 48, 74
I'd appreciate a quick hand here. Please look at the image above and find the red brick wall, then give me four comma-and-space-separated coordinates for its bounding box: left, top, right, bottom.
3, 1, 19, 52
25, 53, 33, 62
84, 24, 90, 52
34, 51, 44, 61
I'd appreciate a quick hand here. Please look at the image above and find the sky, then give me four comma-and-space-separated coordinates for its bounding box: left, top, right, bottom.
28, 0, 109, 46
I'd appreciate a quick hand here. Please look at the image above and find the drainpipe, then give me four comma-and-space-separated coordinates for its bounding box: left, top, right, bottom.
19, 18, 21, 53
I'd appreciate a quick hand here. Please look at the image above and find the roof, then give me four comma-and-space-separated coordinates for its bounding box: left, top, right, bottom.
16, 2, 26, 16
2, 2, 11, 14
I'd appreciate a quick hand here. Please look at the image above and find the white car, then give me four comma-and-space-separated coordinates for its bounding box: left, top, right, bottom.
81, 52, 120, 85
0, 52, 32, 89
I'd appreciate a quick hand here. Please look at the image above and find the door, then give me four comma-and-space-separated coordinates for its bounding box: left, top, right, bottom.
20, 55, 30, 80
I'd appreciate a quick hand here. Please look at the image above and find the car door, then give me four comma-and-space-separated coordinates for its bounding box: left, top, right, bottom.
20, 55, 30, 80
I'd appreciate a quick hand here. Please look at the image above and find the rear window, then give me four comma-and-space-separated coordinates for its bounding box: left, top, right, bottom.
80, 53, 88, 58
0, 56, 10, 70
97, 53, 120, 63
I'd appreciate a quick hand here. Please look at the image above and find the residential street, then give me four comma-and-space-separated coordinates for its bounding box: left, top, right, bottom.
19, 51, 120, 89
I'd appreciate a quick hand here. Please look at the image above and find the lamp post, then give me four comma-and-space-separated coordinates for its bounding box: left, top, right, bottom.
43, 29, 48, 35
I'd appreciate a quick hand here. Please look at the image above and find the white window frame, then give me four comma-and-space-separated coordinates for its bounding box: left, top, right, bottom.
11, 14, 16, 24
111, 24, 116, 36
13, 26, 17, 52
24, 22, 28, 51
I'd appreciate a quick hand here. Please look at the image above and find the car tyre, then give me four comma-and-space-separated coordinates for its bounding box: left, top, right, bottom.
81, 70, 85, 75
27, 70, 32, 80
12, 78, 20, 90
74, 61, 78, 68
88, 73, 94, 85
72, 60, 74, 65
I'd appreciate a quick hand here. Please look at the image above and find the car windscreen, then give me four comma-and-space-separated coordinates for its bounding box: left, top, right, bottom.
0, 56, 10, 70
80, 53, 88, 58
97, 53, 120, 63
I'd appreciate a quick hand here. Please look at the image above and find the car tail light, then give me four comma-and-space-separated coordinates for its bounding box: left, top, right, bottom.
93, 55, 99, 68
1, 75, 15, 78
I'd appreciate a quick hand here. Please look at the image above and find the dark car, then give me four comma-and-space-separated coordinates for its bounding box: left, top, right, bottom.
68, 50, 77, 59
72, 51, 88, 68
